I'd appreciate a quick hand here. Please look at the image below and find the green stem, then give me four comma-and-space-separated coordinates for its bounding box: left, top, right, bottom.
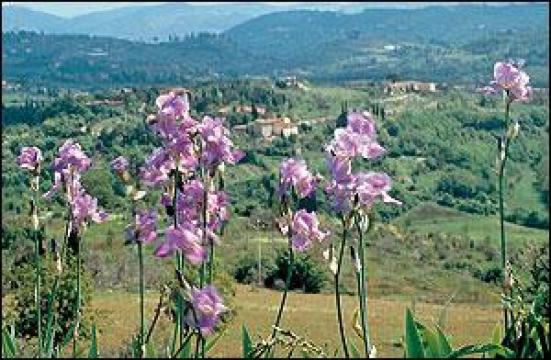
73, 237, 81, 358
171, 171, 186, 351
138, 242, 145, 357
499, 99, 510, 332
198, 169, 210, 358
31, 188, 42, 356
208, 244, 215, 285
335, 226, 349, 358
34, 218, 42, 356
271, 246, 294, 339
357, 221, 371, 356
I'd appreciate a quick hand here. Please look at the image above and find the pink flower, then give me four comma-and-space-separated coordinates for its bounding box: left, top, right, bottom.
187, 285, 226, 336
176, 181, 230, 235
326, 112, 385, 160
111, 156, 129, 173
326, 154, 352, 184
70, 189, 108, 230
152, 113, 179, 140
325, 179, 356, 214
347, 111, 376, 137
156, 91, 189, 119
208, 190, 230, 231
140, 148, 175, 187
168, 134, 198, 171
52, 139, 91, 174
198, 116, 244, 168
44, 140, 91, 199
490, 61, 531, 102
125, 210, 157, 244
355, 172, 402, 210
291, 209, 329, 252
17, 146, 42, 172
155, 225, 206, 265
277, 158, 317, 199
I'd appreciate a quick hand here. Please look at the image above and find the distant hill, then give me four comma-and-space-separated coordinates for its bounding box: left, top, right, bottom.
1, 3, 285, 41
2, 4, 548, 89
226, 4, 549, 62
1, 6, 65, 33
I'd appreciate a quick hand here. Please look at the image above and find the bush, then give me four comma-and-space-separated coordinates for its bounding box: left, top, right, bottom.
5, 254, 93, 345
473, 265, 502, 284
264, 249, 328, 294
232, 252, 276, 285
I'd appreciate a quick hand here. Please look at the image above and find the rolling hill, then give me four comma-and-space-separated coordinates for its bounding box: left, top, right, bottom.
1, 3, 548, 89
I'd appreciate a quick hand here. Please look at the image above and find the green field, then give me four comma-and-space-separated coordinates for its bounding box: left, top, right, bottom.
393, 202, 548, 246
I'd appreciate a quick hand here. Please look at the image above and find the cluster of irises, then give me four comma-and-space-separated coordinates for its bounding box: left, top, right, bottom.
267, 108, 402, 358
111, 90, 243, 356
18, 139, 109, 356
15, 59, 530, 358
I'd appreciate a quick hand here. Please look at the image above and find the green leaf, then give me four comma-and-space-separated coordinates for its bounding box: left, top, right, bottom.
88, 323, 98, 358
435, 325, 453, 355
349, 341, 361, 358
405, 308, 425, 358
179, 334, 192, 359
43, 279, 59, 357
446, 344, 514, 358
420, 326, 442, 358
2, 326, 16, 358
146, 339, 157, 358
205, 330, 225, 354
242, 325, 253, 359
61, 323, 76, 350
491, 323, 502, 345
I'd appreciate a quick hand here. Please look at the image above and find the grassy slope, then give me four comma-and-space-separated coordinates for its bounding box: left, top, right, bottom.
89, 285, 501, 358
393, 202, 548, 246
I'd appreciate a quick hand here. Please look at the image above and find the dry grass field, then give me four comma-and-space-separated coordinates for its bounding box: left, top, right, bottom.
89, 284, 501, 358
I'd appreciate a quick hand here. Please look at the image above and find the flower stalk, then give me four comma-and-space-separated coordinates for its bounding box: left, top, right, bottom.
499, 97, 511, 332
73, 234, 81, 358
335, 221, 350, 358
271, 242, 294, 340
31, 182, 42, 357
355, 215, 371, 357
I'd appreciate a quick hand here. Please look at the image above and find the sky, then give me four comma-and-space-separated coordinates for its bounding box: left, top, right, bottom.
1, 1, 530, 18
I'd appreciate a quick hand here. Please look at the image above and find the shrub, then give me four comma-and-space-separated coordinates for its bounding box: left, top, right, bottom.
264, 249, 328, 294
232, 252, 276, 285
6, 255, 93, 345
473, 265, 502, 284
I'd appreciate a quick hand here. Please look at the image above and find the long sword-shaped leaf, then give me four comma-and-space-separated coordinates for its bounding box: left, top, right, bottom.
43, 278, 59, 357
87, 323, 98, 358
349, 341, 361, 358
2, 325, 16, 358
242, 325, 253, 358
405, 308, 425, 358
435, 325, 453, 355
205, 329, 225, 354
446, 344, 513, 358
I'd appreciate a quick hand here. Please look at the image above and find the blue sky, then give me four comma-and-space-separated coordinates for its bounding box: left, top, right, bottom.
2, 2, 521, 18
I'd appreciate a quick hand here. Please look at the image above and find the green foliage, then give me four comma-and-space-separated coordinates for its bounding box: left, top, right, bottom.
5, 255, 93, 346
403, 308, 513, 358
265, 249, 328, 294
2, 325, 17, 358
499, 245, 550, 358
232, 250, 277, 285
242, 325, 253, 358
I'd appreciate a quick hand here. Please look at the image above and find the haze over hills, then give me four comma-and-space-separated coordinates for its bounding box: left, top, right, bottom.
3, 2, 377, 41
2, 2, 544, 41
2, 3, 287, 41
2, 3, 548, 89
